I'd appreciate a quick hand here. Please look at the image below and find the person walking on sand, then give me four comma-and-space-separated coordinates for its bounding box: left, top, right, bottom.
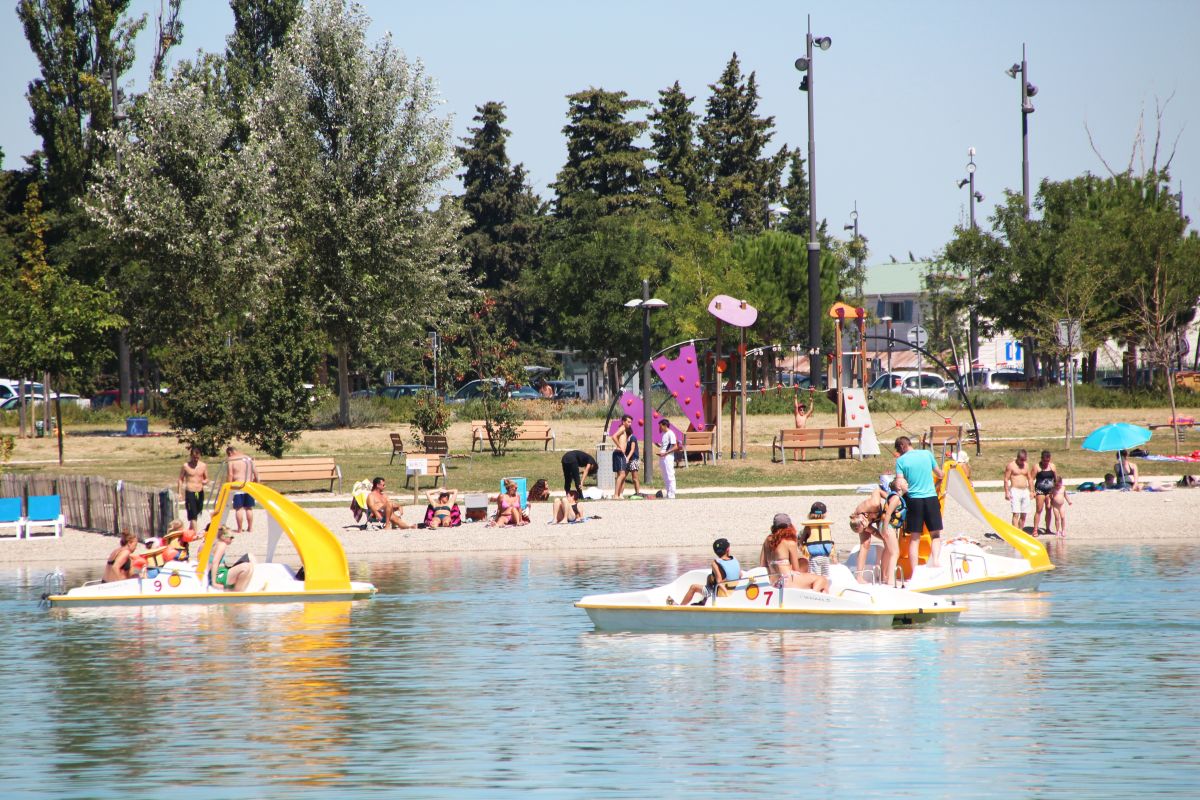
225, 446, 258, 533
657, 418, 680, 499
894, 437, 945, 570
1032, 450, 1058, 535
1003, 449, 1035, 531
178, 446, 209, 534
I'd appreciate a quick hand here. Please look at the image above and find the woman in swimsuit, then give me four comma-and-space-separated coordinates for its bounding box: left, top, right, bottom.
425, 489, 458, 529
1032, 450, 1057, 535
209, 526, 255, 592
103, 531, 141, 583
491, 480, 529, 527
758, 512, 829, 593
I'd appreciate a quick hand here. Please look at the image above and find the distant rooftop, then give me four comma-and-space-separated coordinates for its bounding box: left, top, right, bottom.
862, 261, 930, 296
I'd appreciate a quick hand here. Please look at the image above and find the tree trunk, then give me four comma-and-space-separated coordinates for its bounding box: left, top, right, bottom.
118, 328, 132, 407
1083, 349, 1097, 384
1166, 365, 1180, 457
55, 392, 64, 466
43, 370, 52, 431
1022, 336, 1036, 389
17, 378, 26, 438
337, 340, 351, 427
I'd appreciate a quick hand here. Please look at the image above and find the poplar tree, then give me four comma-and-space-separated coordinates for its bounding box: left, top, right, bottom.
697, 53, 787, 233
261, 0, 469, 427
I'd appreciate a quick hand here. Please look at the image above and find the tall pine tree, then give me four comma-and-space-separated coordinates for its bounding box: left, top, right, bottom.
648, 81, 701, 209
778, 147, 811, 236
551, 88, 649, 219
456, 101, 540, 291
697, 53, 786, 234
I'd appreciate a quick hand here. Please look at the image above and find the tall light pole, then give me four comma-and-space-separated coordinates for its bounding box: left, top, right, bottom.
1006, 45, 1037, 216
1007, 46, 1037, 380
843, 203, 862, 301
796, 16, 831, 389
957, 148, 984, 367
625, 280, 667, 484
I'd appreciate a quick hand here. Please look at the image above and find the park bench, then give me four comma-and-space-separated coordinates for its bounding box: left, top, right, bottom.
682, 430, 715, 467
471, 420, 556, 451
254, 457, 342, 492
771, 427, 863, 463
922, 424, 964, 462
403, 453, 447, 489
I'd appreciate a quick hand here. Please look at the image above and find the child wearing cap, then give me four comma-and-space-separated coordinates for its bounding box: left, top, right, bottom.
671, 538, 741, 606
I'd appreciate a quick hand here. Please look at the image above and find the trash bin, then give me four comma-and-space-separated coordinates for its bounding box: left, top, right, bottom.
34, 420, 44, 438
126, 416, 149, 436
595, 441, 614, 497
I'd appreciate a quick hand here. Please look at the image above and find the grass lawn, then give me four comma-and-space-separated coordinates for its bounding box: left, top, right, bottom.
3, 404, 1198, 495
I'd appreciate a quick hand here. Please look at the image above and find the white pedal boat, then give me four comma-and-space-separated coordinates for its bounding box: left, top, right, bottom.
576, 564, 963, 632
846, 462, 1055, 596
48, 481, 375, 607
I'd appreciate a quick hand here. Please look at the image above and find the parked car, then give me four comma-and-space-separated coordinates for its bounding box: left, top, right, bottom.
90, 388, 165, 409
544, 379, 580, 400
965, 369, 1025, 391
448, 378, 506, 403
507, 385, 542, 400
1, 392, 88, 410
379, 384, 435, 399
0, 380, 46, 401
869, 371, 951, 400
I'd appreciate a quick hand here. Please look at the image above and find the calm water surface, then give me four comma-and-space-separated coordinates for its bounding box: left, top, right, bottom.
1, 540, 1198, 799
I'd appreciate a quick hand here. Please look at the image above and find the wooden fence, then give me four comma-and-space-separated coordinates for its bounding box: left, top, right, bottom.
0, 474, 175, 539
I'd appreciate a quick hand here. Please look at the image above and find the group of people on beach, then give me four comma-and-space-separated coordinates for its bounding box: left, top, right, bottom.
1004, 448, 1072, 536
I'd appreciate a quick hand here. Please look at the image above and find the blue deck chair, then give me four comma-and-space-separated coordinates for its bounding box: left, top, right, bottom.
24, 494, 63, 539
0, 497, 23, 539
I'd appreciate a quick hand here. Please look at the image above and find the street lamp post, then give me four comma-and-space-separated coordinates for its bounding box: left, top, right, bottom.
843, 203, 862, 302
626, 280, 668, 484
796, 16, 831, 390
880, 316, 894, 377
957, 148, 984, 368
1006, 45, 1037, 216
1007, 46, 1037, 380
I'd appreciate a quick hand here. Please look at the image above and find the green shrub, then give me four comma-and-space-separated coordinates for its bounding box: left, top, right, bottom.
410, 391, 452, 448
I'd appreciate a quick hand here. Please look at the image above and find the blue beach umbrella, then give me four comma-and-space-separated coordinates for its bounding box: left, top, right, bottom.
1080, 422, 1152, 453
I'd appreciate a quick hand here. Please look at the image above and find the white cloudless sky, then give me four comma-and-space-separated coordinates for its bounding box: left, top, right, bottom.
1, 0, 1197, 262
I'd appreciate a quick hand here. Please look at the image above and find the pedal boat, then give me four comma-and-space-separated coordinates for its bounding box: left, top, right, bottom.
845, 462, 1055, 596
47, 481, 376, 607
576, 563, 963, 632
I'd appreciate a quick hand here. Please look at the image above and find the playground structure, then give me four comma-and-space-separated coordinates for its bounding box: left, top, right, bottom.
604, 294, 981, 462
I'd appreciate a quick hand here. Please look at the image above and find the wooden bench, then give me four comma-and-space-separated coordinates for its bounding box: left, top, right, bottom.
403, 453, 447, 489
922, 424, 964, 459
471, 420, 556, 451
254, 457, 342, 492
389, 433, 405, 465
682, 430, 715, 467
421, 433, 450, 455
771, 427, 863, 462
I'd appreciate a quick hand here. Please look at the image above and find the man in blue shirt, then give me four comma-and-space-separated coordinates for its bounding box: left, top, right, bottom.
894, 436, 945, 571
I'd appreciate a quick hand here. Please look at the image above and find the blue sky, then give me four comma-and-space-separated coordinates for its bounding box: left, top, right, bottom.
1, 0, 1197, 262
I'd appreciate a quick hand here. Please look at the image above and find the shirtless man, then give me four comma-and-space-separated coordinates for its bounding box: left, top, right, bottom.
225, 446, 258, 533
1003, 449, 1035, 531
367, 477, 412, 529
177, 446, 209, 533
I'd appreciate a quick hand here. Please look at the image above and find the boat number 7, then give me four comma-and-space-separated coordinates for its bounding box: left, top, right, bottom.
763, 590, 774, 605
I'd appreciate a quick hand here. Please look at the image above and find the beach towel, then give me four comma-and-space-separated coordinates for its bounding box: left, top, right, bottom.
422, 503, 462, 527
350, 479, 376, 527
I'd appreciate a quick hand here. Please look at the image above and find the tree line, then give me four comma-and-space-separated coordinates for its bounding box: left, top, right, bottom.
1, 0, 1195, 460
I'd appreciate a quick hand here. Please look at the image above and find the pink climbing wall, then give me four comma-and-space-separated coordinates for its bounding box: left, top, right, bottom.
608, 393, 685, 449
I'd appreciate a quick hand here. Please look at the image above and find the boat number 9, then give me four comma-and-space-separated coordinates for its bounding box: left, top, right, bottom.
153, 580, 162, 592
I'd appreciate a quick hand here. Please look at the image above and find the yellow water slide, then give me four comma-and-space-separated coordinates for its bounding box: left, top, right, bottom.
196, 482, 352, 591
938, 462, 1052, 568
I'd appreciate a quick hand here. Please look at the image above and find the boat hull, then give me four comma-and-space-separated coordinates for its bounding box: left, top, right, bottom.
576, 566, 963, 633
847, 539, 1053, 596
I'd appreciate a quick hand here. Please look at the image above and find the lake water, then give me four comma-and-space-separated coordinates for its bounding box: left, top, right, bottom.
1, 540, 1198, 799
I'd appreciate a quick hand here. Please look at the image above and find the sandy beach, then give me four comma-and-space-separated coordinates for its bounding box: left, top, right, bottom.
4, 482, 1198, 570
